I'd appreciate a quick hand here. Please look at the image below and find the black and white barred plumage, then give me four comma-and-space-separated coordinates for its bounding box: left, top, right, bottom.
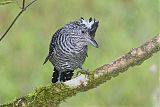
44, 17, 99, 83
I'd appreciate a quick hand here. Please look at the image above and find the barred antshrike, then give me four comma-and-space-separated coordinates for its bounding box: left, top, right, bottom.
44, 17, 99, 83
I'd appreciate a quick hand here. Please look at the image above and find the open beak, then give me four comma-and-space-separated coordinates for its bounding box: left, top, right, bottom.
87, 38, 99, 48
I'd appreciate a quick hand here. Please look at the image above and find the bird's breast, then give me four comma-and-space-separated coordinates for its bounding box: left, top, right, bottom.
50, 46, 87, 71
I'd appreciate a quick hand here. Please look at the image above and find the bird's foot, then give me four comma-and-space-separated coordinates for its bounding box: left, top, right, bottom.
76, 68, 90, 77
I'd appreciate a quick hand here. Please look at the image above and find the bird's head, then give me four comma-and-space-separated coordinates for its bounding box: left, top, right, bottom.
65, 17, 99, 48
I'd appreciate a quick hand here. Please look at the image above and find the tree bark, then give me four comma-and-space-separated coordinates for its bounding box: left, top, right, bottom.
1, 34, 160, 107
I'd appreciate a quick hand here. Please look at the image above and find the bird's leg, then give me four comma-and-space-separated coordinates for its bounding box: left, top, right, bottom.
56, 72, 65, 89
57, 71, 62, 83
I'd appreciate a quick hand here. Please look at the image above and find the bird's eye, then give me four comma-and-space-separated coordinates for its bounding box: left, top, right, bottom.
81, 30, 85, 34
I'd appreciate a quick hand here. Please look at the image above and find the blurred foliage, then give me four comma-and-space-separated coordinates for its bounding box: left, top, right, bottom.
0, 0, 14, 5
0, 0, 159, 107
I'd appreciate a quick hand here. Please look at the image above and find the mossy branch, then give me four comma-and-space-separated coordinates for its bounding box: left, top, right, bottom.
1, 34, 160, 107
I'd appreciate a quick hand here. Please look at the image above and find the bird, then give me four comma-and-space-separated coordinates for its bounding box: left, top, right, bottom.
43, 17, 99, 83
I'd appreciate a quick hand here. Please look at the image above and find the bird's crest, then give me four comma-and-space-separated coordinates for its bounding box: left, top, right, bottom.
80, 17, 99, 29
80, 17, 99, 38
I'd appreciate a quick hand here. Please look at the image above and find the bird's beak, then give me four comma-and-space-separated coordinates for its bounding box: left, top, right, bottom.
88, 20, 99, 48
87, 38, 99, 48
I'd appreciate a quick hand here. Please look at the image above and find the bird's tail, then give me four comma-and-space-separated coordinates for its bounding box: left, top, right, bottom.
52, 68, 74, 83
43, 55, 49, 65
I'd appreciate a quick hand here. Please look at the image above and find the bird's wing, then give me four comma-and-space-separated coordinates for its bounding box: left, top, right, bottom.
43, 29, 62, 65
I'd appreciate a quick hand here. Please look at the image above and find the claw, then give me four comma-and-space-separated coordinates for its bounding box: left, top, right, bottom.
76, 67, 90, 78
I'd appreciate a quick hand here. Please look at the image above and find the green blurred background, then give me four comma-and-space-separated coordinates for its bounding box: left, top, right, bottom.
0, 0, 159, 107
